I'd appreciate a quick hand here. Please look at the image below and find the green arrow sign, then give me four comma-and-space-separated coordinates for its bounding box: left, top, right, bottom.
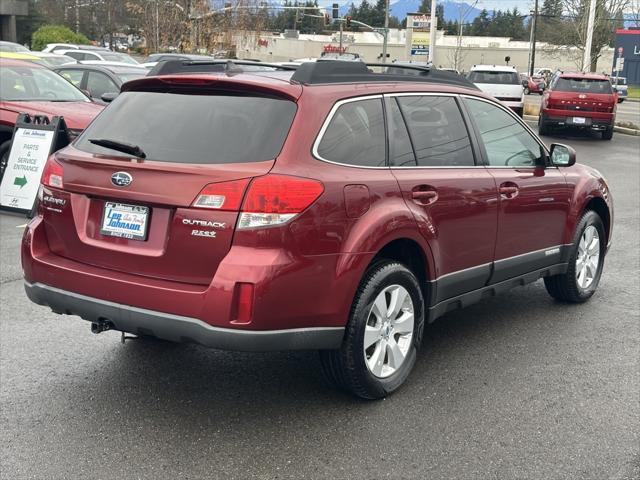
14, 175, 27, 188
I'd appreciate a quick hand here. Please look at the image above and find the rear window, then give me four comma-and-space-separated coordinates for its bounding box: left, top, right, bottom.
76, 91, 297, 164
554, 77, 612, 94
468, 70, 520, 85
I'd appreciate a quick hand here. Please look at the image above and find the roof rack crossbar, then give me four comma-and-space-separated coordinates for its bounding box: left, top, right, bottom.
290, 61, 478, 90
148, 59, 298, 77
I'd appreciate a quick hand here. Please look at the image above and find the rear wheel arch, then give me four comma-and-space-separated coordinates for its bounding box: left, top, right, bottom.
367, 238, 432, 305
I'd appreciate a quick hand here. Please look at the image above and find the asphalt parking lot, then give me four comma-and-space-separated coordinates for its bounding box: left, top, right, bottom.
1, 128, 639, 479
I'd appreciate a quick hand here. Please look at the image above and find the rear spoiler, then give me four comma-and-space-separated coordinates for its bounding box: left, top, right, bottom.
120, 73, 303, 101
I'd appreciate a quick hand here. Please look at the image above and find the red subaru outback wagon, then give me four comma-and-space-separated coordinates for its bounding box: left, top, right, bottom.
22, 61, 613, 399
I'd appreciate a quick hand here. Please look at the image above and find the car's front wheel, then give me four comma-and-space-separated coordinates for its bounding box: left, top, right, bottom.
319, 261, 425, 399
544, 211, 606, 303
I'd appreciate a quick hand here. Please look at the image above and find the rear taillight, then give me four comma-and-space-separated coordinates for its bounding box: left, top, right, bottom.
237, 174, 324, 229
192, 179, 250, 210
41, 156, 63, 189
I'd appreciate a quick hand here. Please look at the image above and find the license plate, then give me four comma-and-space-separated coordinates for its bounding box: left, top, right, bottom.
101, 202, 149, 240
573, 117, 586, 124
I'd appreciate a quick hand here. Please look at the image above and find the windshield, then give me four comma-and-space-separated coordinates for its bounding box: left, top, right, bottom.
100, 52, 138, 64
612, 77, 626, 86
468, 70, 520, 85
0, 65, 88, 102
76, 91, 296, 164
555, 78, 613, 94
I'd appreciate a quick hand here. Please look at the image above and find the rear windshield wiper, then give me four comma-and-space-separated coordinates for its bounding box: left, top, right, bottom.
88, 138, 146, 158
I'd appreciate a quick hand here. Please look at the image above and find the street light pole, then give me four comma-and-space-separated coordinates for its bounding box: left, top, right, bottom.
528, 0, 538, 77
382, 0, 389, 63
428, 0, 437, 64
583, 0, 597, 72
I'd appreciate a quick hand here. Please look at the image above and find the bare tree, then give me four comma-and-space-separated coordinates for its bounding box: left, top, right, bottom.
544, 0, 630, 71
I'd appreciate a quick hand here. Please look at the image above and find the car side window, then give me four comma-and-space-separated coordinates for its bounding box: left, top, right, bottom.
316, 98, 386, 167
397, 96, 474, 167
86, 72, 117, 99
465, 98, 545, 167
387, 98, 417, 166
59, 69, 84, 87
64, 51, 85, 61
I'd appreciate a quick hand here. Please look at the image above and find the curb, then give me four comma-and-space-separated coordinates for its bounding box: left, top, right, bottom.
523, 115, 640, 136
614, 125, 640, 136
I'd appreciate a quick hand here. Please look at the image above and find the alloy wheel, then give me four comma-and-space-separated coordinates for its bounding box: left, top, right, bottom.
576, 225, 600, 289
363, 285, 414, 378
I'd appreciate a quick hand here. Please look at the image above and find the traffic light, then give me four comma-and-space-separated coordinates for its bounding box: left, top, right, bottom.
324, 13, 331, 26
346, 16, 352, 27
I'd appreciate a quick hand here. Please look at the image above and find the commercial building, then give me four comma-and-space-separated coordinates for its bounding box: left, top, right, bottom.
0, 0, 28, 42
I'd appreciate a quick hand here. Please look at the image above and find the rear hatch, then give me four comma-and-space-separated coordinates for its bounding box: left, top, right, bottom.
550, 77, 616, 112
42, 83, 298, 285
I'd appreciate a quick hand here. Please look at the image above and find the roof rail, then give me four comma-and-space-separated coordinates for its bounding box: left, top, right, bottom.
290, 61, 479, 90
148, 59, 298, 77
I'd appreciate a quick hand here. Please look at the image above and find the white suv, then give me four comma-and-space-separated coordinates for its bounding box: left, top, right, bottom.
468, 65, 525, 117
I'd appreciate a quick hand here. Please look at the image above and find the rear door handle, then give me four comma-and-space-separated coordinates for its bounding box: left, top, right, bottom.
411, 187, 438, 205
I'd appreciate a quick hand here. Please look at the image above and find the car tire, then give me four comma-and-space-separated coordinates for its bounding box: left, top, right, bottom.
0, 140, 11, 184
538, 114, 551, 136
319, 261, 425, 400
544, 211, 606, 303
602, 127, 613, 140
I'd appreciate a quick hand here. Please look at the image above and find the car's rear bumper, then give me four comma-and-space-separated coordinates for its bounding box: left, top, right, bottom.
22, 215, 364, 335
542, 108, 614, 130
25, 281, 345, 351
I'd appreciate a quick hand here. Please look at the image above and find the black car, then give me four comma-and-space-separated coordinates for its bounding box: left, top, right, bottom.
54, 63, 148, 104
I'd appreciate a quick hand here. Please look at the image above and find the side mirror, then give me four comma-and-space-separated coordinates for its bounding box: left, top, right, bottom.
101, 92, 119, 103
549, 143, 576, 167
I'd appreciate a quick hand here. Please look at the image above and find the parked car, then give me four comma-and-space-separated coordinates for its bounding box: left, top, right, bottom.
0, 51, 76, 68
22, 61, 613, 399
524, 75, 545, 95
57, 49, 138, 65
0, 40, 31, 53
610, 76, 627, 103
55, 63, 148, 104
468, 64, 524, 116
539, 72, 617, 140
0, 58, 103, 180
29, 52, 77, 68
42, 43, 110, 54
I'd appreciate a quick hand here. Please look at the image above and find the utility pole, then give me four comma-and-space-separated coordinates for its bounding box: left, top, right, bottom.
583, 0, 597, 71
339, 21, 344, 51
528, 0, 538, 76
75, 0, 80, 33
156, 0, 160, 52
381, 0, 389, 63
428, 0, 437, 64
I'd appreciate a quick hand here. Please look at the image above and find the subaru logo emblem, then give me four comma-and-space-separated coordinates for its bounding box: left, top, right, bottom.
111, 172, 132, 187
